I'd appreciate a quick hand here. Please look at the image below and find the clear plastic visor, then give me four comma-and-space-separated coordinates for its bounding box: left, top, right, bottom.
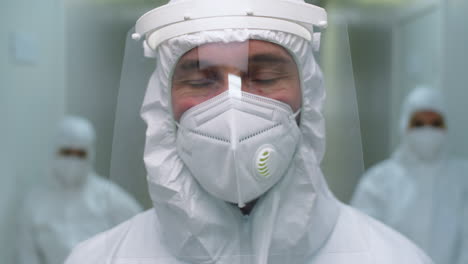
171, 40, 302, 121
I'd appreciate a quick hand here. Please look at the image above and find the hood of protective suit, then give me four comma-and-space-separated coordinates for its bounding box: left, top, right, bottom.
395, 87, 448, 165
139, 1, 339, 263
51, 116, 95, 189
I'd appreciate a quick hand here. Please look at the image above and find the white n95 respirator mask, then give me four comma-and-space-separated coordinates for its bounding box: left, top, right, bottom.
175, 82, 301, 207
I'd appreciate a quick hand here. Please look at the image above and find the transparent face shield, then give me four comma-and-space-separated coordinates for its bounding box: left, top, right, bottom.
320, 22, 365, 203
109, 30, 155, 209
109, 2, 364, 262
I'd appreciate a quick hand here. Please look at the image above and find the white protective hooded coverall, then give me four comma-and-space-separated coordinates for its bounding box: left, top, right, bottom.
352, 87, 468, 264
66, 1, 432, 263
17, 116, 142, 264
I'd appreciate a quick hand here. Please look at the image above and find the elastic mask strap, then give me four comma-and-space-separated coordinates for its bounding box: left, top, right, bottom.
235, 149, 245, 208
290, 109, 301, 120
290, 109, 302, 126
257, 192, 279, 264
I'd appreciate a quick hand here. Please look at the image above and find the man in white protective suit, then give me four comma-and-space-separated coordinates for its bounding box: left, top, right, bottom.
352, 87, 468, 264
17, 116, 142, 264
65, 1, 433, 263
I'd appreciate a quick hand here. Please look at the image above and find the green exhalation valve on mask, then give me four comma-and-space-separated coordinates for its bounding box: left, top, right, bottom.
257, 147, 273, 178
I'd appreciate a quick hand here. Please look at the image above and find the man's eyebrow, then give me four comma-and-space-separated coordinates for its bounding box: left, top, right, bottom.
177, 59, 201, 71
249, 53, 293, 64
176, 54, 292, 72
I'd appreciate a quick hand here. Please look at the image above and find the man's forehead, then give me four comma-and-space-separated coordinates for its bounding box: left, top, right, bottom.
177, 40, 294, 67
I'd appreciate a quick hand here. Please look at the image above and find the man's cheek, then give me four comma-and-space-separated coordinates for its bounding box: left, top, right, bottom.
173, 97, 204, 121
270, 94, 301, 112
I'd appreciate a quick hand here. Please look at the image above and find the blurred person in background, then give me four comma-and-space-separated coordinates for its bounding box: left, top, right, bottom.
16, 116, 142, 264
352, 86, 468, 264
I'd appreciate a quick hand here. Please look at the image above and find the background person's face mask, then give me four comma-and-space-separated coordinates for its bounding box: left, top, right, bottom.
406, 127, 447, 162
52, 157, 90, 188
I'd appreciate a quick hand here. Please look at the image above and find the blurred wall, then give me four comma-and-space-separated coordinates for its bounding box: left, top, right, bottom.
0, 0, 66, 262
444, 0, 468, 159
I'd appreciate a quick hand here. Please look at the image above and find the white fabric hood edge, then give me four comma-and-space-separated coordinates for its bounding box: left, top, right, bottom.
140, 29, 340, 263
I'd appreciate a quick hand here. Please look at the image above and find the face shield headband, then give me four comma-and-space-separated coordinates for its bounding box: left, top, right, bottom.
133, 0, 327, 52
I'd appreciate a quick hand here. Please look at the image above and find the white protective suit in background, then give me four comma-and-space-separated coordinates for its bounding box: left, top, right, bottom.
352, 87, 468, 264
17, 116, 142, 264
66, 1, 432, 263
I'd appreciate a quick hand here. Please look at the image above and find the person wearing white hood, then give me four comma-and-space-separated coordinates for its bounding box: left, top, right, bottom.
17, 116, 142, 264
65, 0, 432, 263
352, 87, 468, 264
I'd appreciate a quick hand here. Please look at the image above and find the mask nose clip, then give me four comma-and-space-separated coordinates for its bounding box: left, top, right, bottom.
228, 74, 243, 99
